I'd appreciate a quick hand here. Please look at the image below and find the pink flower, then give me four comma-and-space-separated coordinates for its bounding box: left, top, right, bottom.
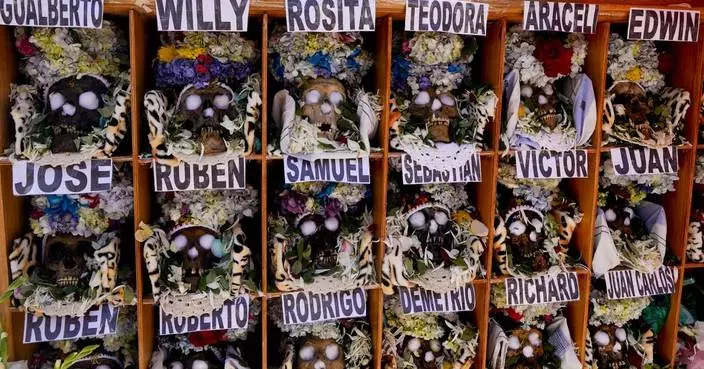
15, 36, 36, 57
402, 40, 412, 54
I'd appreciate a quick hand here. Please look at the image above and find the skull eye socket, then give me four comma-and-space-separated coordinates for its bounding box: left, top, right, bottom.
213, 94, 230, 110
47, 242, 67, 261
409, 212, 426, 229
305, 90, 321, 104
300, 220, 318, 236
199, 234, 215, 250
434, 211, 449, 226
49, 92, 66, 111
328, 91, 344, 105
324, 344, 339, 360
431, 98, 442, 111
168, 362, 184, 369
324, 217, 340, 232
78, 91, 100, 110
186, 94, 203, 111
509, 221, 526, 236
530, 218, 543, 231
414, 91, 430, 105
299, 345, 315, 361
439, 94, 455, 106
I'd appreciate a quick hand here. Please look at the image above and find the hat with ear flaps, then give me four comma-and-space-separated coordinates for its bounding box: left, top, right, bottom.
136, 188, 259, 318
268, 27, 380, 158
146, 32, 262, 166
10, 23, 131, 165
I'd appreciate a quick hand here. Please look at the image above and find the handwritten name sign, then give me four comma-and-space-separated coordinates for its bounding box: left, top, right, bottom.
153, 158, 246, 192
628, 8, 700, 42
402, 153, 481, 184
159, 296, 250, 335
523, 1, 598, 33
284, 156, 370, 184
505, 272, 580, 306
0, 0, 103, 28
155, 0, 250, 31
405, 0, 488, 36
399, 285, 475, 314
13, 159, 112, 196
609, 146, 678, 176
24, 304, 118, 343
515, 150, 588, 179
281, 288, 367, 325
285, 0, 375, 32
605, 266, 677, 300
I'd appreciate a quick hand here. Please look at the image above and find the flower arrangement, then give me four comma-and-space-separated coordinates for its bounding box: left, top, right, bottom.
382, 173, 488, 294
268, 182, 375, 293
676, 278, 704, 368
603, 34, 691, 148
688, 156, 704, 262
389, 31, 497, 158
502, 26, 595, 152
268, 27, 379, 156
382, 297, 478, 369
146, 32, 262, 165
7, 174, 135, 316
491, 282, 566, 328
136, 187, 259, 317
10, 23, 131, 164
599, 159, 678, 206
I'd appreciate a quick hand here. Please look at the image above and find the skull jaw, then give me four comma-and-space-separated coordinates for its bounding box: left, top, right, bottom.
52, 131, 81, 153
427, 118, 451, 143
199, 128, 227, 155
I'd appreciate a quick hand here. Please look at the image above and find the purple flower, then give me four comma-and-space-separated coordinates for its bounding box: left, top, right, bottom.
280, 190, 307, 215
419, 76, 432, 91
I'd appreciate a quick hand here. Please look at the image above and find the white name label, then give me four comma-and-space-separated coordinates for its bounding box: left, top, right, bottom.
515, 150, 588, 179
13, 159, 112, 196
285, 0, 375, 32
155, 0, 250, 31
159, 296, 250, 335
505, 272, 580, 306
281, 288, 367, 325
402, 153, 481, 184
523, 1, 598, 33
404, 0, 488, 36
605, 266, 677, 300
0, 0, 103, 28
153, 158, 246, 192
23, 304, 118, 343
628, 8, 700, 42
284, 156, 370, 184
399, 285, 475, 314
609, 146, 678, 176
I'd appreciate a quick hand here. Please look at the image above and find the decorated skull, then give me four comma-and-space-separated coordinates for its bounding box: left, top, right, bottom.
300, 78, 346, 140
610, 82, 650, 128
169, 226, 223, 291
405, 204, 454, 264
505, 328, 545, 369
175, 83, 237, 155
520, 82, 565, 130
297, 337, 344, 369
44, 75, 110, 153
504, 206, 548, 273
603, 206, 642, 240
297, 213, 341, 271
68, 352, 123, 369
166, 349, 222, 369
400, 337, 443, 369
592, 325, 629, 369
41, 234, 93, 287
409, 89, 459, 143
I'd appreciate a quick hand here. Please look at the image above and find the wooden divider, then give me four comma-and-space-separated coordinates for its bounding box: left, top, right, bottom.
0, 2, 703, 369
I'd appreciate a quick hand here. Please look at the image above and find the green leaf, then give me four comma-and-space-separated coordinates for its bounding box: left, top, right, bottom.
415, 260, 427, 275
57, 344, 100, 369
0, 275, 28, 302
292, 261, 303, 275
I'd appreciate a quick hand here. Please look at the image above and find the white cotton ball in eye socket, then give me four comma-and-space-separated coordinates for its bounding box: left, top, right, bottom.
430, 340, 441, 352
324, 217, 339, 231
306, 90, 321, 104
529, 231, 537, 242
414, 91, 430, 105
96, 365, 111, 369
543, 84, 554, 96
78, 91, 99, 110
299, 346, 314, 361
49, 92, 65, 111
187, 247, 199, 259
314, 361, 325, 369
203, 108, 215, 118
424, 352, 435, 362
538, 95, 548, 105
300, 220, 317, 236
428, 220, 438, 234
199, 234, 215, 249
439, 94, 455, 106
329, 91, 343, 105
192, 360, 208, 369
62, 103, 76, 116
186, 94, 202, 110
528, 332, 541, 346
409, 212, 426, 228
508, 336, 520, 350
509, 221, 526, 236
169, 362, 184, 369
522, 346, 534, 358
605, 209, 617, 222
615, 328, 627, 342
320, 103, 333, 114
623, 217, 631, 226
434, 212, 448, 226
325, 344, 339, 360
172, 235, 188, 251
431, 98, 442, 111
520, 86, 533, 98
613, 342, 622, 352
408, 338, 421, 352
213, 94, 230, 109
594, 331, 610, 346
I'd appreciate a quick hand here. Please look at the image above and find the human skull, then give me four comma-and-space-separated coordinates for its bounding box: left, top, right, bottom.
175, 83, 236, 155
296, 214, 341, 271
611, 81, 652, 136
44, 75, 110, 153
603, 206, 643, 240
505, 328, 544, 369
592, 325, 629, 369
169, 226, 222, 291
167, 349, 222, 369
42, 234, 92, 287
504, 207, 548, 272
402, 337, 443, 369
67, 351, 122, 369
522, 83, 564, 130
405, 204, 454, 264
297, 338, 344, 369
409, 89, 458, 143
301, 79, 346, 140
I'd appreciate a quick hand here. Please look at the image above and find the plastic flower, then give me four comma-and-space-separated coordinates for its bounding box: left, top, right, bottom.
625, 67, 643, 81
535, 38, 574, 77
158, 46, 178, 62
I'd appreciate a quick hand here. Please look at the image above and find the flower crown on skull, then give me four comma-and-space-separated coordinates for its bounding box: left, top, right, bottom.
502, 27, 596, 152
268, 182, 375, 293
382, 181, 488, 295
268, 28, 380, 156
10, 23, 131, 164
381, 297, 479, 369
603, 34, 691, 148
8, 174, 135, 317
136, 187, 259, 318
146, 32, 262, 165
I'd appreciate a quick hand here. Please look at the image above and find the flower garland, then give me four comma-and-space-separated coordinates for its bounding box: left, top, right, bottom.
606, 35, 664, 93
491, 283, 566, 328
590, 290, 651, 327
599, 159, 678, 206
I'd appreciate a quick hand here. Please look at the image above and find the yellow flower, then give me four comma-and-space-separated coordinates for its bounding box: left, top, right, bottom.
625, 67, 643, 81
175, 47, 205, 60
157, 46, 178, 62
518, 104, 528, 118
452, 210, 471, 225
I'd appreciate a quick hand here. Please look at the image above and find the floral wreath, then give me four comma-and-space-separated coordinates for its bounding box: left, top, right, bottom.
268, 27, 379, 157
382, 181, 488, 294
389, 31, 497, 160
10, 23, 131, 164
603, 34, 690, 148
502, 26, 595, 152
147, 32, 262, 165
7, 175, 135, 316
268, 182, 375, 293
136, 187, 259, 317
491, 282, 566, 329
687, 156, 704, 263
381, 296, 478, 369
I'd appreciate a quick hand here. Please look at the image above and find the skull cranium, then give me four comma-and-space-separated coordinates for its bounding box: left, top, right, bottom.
405, 204, 454, 264
409, 89, 458, 143
297, 338, 344, 369
297, 214, 341, 272
169, 226, 221, 291
175, 83, 236, 155
504, 207, 548, 272
592, 325, 630, 369
42, 234, 92, 287
300, 79, 346, 140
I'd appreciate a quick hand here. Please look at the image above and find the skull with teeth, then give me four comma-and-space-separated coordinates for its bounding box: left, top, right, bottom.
505, 328, 545, 369
603, 204, 645, 241
409, 89, 459, 143
297, 213, 342, 271
296, 337, 344, 369
66, 349, 123, 369
504, 206, 549, 273
44, 75, 110, 153
175, 83, 237, 155
401, 337, 443, 369
592, 325, 630, 369
520, 83, 565, 130
405, 204, 454, 264
169, 226, 222, 291
166, 349, 222, 369
610, 81, 652, 137
300, 79, 346, 140
41, 234, 93, 287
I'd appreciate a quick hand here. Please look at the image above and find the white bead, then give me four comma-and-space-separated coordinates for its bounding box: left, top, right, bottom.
213, 94, 230, 109
299, 345, 314, 361
431, 99, 442, 111
169, 362, 184, 369
186, 94, 202, 110
615, 328, 627, 341
538, 95, 548, 105
408, 338, 421, 352
409, 212, 426, 229
520, 86, 533, 98
414, 91, 430, 105
78, 91, 99, 110
324, 217, 339, 232
434, 212, 449, 226
300, 220, 318, 236
594, 331, 610, 346
62, 103, 76, 116
172, 235, 188, 251
305, 90, 321, 104
49, 92, 65, 111
199, 234, 215, 249
192, 360, 208, 369
424, 352, 435, 362
522, 346, 534, 358
187, 247, 199, 259
605, 209, 617, 222
325, 344, 339, 360
508, 335, 521, 350
528, 332, 541, 346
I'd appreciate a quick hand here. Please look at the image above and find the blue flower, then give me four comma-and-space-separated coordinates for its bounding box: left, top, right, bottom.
45, 195, 79, 217
448, 64, 461, 73
272, 54, 284, 80
309, 52, 331, 72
